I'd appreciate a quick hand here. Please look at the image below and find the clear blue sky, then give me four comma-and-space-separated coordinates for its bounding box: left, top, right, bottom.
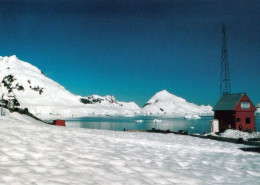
0, 0, 259, 107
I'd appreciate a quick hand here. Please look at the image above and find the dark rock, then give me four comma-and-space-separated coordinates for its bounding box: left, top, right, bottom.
178, 130, 188, 135
238, 138, 243, 144
142, 102, 151, 108
80, 98, 93, 104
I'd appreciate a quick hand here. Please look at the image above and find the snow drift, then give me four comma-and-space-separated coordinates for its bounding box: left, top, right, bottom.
220, 129, 260, 140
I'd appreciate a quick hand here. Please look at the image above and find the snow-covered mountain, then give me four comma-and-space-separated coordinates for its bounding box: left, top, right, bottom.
80, 94, 139, 109
0, 55, 213, 118
142, 90, 213, 116
0, 55, 140, 117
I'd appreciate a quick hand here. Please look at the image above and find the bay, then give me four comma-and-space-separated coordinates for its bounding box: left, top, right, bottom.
65, 116, 260, 134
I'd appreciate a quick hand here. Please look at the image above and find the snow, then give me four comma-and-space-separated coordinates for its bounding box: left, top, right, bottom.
153, 119, 162, 123
0, 56, 214, 118
142, 90, 213, 116
220, 129, 260, 140
0, 109, 259, 184
184, 114, 201, 119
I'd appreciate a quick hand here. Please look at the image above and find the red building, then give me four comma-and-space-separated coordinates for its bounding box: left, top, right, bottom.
213, 93, 256, 132
53, 120, 66, 126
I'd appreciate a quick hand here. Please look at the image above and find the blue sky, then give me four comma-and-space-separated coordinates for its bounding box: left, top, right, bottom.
0, 0, 259, 107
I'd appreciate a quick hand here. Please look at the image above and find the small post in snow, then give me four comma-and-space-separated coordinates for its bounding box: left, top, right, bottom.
0, 83, 3, 116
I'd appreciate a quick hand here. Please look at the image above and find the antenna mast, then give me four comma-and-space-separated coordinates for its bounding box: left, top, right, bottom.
220, 24, 231, 95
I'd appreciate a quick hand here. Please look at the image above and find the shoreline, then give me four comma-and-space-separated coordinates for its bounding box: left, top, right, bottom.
124, 128, 260, 150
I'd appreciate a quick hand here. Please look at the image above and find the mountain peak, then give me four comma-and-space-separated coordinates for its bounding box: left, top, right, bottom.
0, 55, 18, 61
142, 90, 213, 116
10, 55, 18, 60
0, 55, 22, 67
151, 90, 185, 103
155, 89, 171, 96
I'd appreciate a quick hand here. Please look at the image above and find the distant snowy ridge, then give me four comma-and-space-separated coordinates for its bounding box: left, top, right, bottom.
80, 94, 139, 109
0, 56, 213, 118
142, 90, 213, 116
256, 103, 260, 114
257, 103, 260, 107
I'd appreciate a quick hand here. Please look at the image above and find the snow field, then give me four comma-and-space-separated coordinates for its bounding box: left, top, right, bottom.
0, 110, 259, 184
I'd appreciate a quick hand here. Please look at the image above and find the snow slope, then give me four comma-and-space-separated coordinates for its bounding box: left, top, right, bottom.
0, 56, 140, 117
0, 108, 259, 184
142, 90, 213, 116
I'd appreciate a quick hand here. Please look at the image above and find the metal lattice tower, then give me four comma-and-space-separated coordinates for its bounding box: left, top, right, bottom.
220, 24, 231, 95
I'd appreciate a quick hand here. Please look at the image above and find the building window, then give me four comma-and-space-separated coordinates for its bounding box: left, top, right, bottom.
236, 118, 241, 122
246, 118, 250, 124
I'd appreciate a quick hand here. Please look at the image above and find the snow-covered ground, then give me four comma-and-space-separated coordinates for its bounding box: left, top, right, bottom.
0, 109, 259, 185
220, 129, 260, 140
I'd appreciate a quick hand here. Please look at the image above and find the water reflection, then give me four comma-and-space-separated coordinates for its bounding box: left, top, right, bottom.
66, 116, 216, 134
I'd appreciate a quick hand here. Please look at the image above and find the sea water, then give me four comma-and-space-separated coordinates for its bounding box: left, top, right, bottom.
65, 116, 260, 134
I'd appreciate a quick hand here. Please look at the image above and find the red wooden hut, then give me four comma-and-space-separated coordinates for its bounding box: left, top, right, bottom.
213, 93, 256, 132
53, 120, 66, 126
